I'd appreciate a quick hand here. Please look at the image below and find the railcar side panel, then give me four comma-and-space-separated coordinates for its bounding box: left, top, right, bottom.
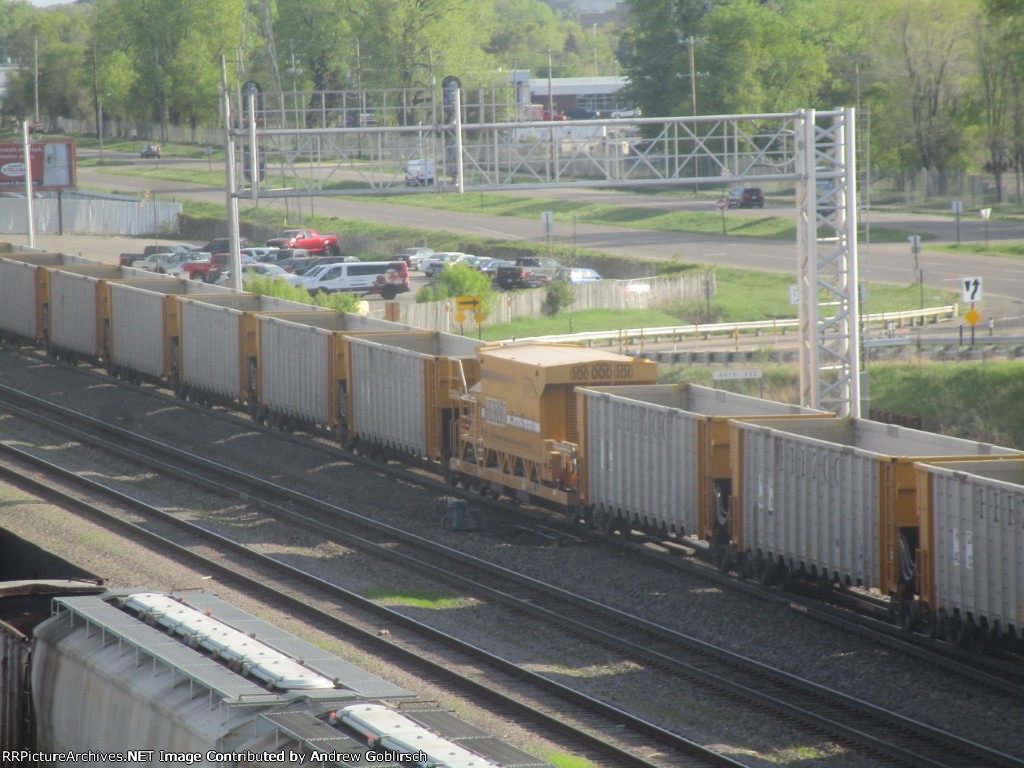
48, 270, 102, 357
180, 299, 243, 401
578, 384, 829, 540
109, 283, 168, 378
261, 318, 332, 425
258, 314, 415, 431
0, 260, 40, 340
348, 337, 429, 457
918, 459, 1024, 640
580, 387, 700, 536
732, 418, 1020, 592
735, 423, 880, 586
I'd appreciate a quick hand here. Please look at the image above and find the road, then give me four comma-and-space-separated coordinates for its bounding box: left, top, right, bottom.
29, 152, 1024, 320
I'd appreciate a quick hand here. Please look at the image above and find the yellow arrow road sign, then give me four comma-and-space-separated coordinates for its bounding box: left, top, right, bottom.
456, 295, 483, 310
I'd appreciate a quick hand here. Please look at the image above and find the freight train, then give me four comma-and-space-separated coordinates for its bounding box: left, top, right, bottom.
0, 583, 547, 765
1, 242, 1022, 651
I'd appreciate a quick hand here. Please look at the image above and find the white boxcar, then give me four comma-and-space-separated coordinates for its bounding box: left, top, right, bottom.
916, 458, 1024, 641
346, 331, 483, 460
578, 384, 828, 539
178, 293, 325, 403
258, 313, 412, 430
731, 418, 1020, 592
108, 279, 233, 380
0, 253, 96, 341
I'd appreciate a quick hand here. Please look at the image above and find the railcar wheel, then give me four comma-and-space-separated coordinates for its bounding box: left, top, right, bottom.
714, 543, 732, 573
754, 554, 771, 585
898, 600, 920, 632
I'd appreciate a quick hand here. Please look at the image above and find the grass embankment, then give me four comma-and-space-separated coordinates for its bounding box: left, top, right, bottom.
655, 360, 1024, 449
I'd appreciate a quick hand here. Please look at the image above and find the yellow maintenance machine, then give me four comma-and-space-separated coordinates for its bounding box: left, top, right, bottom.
448, 342, 658, 510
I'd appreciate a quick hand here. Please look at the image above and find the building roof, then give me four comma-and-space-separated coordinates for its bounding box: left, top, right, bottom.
528, 76, 627, 97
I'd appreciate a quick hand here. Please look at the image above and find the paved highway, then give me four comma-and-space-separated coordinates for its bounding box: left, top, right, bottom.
40, 153, 1024, 321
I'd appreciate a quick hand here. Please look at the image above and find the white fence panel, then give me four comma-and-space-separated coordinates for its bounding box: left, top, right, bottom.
0, 199, 181, 236
394, 273, 707, 332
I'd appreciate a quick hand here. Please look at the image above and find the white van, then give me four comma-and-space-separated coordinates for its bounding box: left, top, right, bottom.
405, 159, 436, 186
296, 260, 410, 300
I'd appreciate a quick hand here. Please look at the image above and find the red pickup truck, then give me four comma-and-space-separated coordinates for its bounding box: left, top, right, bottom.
180, 252, 230, 282
264, 229, 340, 256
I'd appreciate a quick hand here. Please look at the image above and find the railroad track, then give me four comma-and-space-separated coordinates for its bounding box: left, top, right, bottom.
0, 398, 738, 767
1, 375, 1022, 767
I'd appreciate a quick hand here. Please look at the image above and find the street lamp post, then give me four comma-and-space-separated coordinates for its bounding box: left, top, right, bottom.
286, 48, 302, 131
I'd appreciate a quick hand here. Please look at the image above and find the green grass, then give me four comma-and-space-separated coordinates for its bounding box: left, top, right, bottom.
477, 276, 955, 342
931, 242, 1024, 260
656, 360, 1024, 449
353, 190, 917, 243
362, 587, 474, 610
866, 360, 1024, 447
539, 753, 600, 768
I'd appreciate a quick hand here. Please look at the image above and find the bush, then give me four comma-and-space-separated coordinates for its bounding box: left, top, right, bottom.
542, 281, 574, 316
416, 263, 494, 304
241, 275, 362, 313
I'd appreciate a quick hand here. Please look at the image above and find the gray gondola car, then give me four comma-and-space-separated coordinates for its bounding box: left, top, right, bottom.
577, 383, 830, 540
729, 417, 1021, 598
0, 253, 98, 343
107, 278, 235, 382
257, 312, 414, 432
176, 293, 330, 405
44, 265, 167, 360
344, 331, 484, 462
914, 458, 1024, 643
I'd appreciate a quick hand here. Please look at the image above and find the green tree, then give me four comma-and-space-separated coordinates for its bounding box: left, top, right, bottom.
416, 263, 494, 304
93, 0, 245, 135
872, 0, 977, 179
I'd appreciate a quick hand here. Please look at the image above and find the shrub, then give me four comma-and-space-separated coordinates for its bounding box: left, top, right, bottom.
241, 275, 361, 313
542, 281, 574, 316
416, 263, 494, 304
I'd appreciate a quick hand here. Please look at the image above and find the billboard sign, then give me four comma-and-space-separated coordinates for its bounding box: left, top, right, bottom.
0, 139, 77, 190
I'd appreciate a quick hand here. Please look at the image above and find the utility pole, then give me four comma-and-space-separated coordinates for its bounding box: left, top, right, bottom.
33, 36, 39, 126
681, 36, 702, 116
92, 44, 100, 141
547, 48, 554, 119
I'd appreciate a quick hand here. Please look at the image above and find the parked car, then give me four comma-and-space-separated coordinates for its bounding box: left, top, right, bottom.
164, 252, 211, 278
260, 247, 313, 273
396, 247, 435, 270
726, 186, 764, 208
240, 246, 281, 262
462, 255, 498, 272
217, 262, 290, 285
556, 267, 602, 284
610, 107, 642, 119
479, 259, 514, 279
422, 251, 472, 277
140, 144, 161, 159
132, 248, 204, 274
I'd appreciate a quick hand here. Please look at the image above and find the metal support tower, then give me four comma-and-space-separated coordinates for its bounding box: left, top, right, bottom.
796, 108, 861, 417
225, 97, 863, 417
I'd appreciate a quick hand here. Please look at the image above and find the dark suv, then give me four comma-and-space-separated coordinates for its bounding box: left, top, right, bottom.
726, 186, 764, 208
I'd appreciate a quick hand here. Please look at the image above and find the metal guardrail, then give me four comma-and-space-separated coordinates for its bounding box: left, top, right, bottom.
517, 305, 960, 345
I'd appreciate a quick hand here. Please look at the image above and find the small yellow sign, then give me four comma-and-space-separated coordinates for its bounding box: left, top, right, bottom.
456, 295, 483, 310
454, 310, 467, 324
474, 311, 486, 325
964, 308, 981, 326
